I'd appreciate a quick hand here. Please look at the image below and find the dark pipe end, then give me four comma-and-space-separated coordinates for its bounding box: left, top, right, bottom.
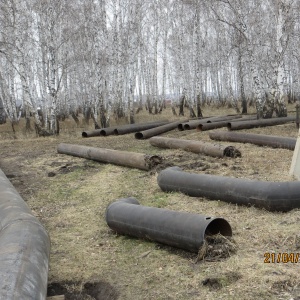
205, 218, 232, 237
82, 132, 88, 138
196, 124, 203, 131
135, 132, 144, 139
177, 124, 184, 131
183, 124, 190, 130
227, 123, 232, 130
223, 146, 242, 158
114, 129, 119, 135
99, 130, 107, 136
206, 120, 212, 123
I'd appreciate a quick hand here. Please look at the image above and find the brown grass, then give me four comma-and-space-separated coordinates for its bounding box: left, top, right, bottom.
0, 104, 299, 299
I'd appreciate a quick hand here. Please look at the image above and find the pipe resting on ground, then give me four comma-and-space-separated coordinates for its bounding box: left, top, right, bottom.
0, 168, 50, 299
157, 167, 300, 212
106, 197, 232, 253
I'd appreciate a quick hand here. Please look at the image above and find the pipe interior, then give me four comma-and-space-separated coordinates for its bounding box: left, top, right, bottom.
82, 132, 88, 138
135, 132, 143, 139
99, 130, 107, 136
113, 129, 119, 135
183, 124, 191, 130
204, 218, 232, 237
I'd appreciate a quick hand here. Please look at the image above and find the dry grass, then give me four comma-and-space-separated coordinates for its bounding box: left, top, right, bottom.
0, 104, 299, 299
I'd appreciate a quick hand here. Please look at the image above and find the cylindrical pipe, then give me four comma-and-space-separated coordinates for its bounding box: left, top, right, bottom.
82, 120, 169, 137
157, 167, 300, 212
0, 168, 50, 300
114, 120, 169, 135
181, 115, 242, 131
228, 116, 295, 130
57, 143, 162, 170
209, 131, 296, 150
149, 136, 241, 158
135, 119, 189, 139
106, 197, 232, 253
197, 116, 257, 131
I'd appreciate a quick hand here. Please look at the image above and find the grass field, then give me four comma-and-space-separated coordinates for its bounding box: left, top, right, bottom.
0, 104, 299, 299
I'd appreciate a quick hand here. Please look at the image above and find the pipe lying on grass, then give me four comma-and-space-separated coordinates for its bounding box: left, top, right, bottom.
57, 143, 162, 170
197, 116, 257, 131
179, 115, 242, 131
106, 197, 232, 253
82, 120, 169, 137
209, 131, 296, 150
135, 119, 188, 139
0, 168, 50, 299
228, 116, 295, 131
149, 136, 241, 158
157, 167, 300, 212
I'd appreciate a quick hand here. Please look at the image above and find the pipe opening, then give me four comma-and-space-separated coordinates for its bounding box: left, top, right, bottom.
82, 132, 88, 138
135, 132, 144, 139
207, 120, 212, 123
113, 129, 119, 135
183, 124, 191, 130
197, 124, 203, 131
227, 123, 232, 130
223, 146, 241, 158
205, 218, 232, 237
177, 124, 184, 131
99, 130, 107, 136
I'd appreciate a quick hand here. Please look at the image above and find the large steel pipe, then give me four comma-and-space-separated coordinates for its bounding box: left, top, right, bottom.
114, 120, 169, 135
197, 116, 257, 131
180, 115, 242, 131
106, 197, 232, 253
0, 168, 50, 299
82, 120, 168, 137
209, 131, 296, 150
157, 167, 300, 212
228, 116, 295, 130
149, 136, 241, 158
57, 143, 162, 170
135, 119, 188, 139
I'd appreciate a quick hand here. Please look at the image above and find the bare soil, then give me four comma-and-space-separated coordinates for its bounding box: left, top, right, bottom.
0, 106, 300, 300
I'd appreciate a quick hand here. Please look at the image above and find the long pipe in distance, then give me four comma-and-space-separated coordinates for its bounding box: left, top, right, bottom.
157, 167, 300, 212
135, 119, 189, 139
209, 131, 296, 150
57, 143, 162, 170
106, 197, 232, 253
227, 116, 295, 130
0, 168, 50, 300
197, 115, 257, 131
82, 119, 169, 137
149, 136, 241, 158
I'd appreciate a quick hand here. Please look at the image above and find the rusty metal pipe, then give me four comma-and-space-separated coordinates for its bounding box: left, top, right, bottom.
82, 120, 168, 137
106, 197, 232, 253
181, 115, 242, 131
157, 167, 300, 212
197, 116, 257, 131
135, 119, 188, 139
0, 168, 50, 299
149, 136, 241, 158
57, 143, 162, 170
114, 120, 169, 135
209, 131, 296, 150
228, 116, 295, 130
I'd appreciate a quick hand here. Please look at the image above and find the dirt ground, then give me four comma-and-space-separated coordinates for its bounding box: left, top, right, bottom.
0, 106, 300, 300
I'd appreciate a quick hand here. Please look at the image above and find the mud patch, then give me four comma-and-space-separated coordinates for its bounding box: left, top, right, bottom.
202, 271, 242, 290
47, 280, 119, 300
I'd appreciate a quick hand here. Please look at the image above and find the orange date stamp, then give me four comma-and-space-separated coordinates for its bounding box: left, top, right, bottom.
264, 252, 299, 263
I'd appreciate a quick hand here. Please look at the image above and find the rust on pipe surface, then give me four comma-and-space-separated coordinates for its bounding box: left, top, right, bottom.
197, 116, 257, 131
82, 120, 168, 137
209, 131, 296, 150
181, 115, 242, 131
149, 136, 241, 158
57, 143, 162, 170
0, 168, 50, 299
157, 167, 300, 212
135, 119, 188, 139
228, 116, 295, 130
106, 197, 232, 253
